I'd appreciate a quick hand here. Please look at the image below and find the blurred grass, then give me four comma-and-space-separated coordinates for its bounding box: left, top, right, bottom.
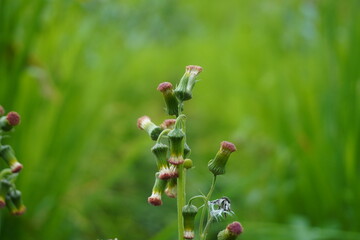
0, 0, 359, 239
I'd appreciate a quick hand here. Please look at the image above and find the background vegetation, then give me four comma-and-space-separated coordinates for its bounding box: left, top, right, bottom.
0, 0, 359, 239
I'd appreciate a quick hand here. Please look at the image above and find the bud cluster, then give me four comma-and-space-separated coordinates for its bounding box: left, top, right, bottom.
0, 105, 26, 215
137, 66, 243, 240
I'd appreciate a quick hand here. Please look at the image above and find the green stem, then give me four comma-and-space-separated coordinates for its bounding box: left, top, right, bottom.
156, 129, 170, 144
188, 195, 206, 205
199, 175, 217, 239
177, 164, 186, 240
202, 216, 214, 240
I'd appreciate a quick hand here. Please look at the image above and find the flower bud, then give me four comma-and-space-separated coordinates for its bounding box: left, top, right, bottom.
182, 204, 198, 239
217, 221, 243, 240
151, 143, 178, 179
157, 82, 180, 116
183, 142, 191, 158
0, 111, 21, 131
147, 172, 167, 206
183, 159, 193, 169
208, 141, 236, 176
0, 145, 23, 173
160, 119, 176, 130
0, 179, 11, 208
0, 106, 5, 116
168, 128, 185, 165
137, 116, 162, 141
174, 65, 203, 101
6, 190, 26, 216
165, 177, 177, 198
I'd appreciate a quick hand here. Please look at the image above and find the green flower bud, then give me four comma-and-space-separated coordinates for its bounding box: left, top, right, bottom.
183, 143, 191, 158
0, 179, 11, 208
174, 65, 203, 101
137, 116, 162, 141
183, 159, 193, 169
157, 82, 180, 116
165, 177, 177, 198
0, 111, 21, 131
168, 128, 185, 165
6, 190, 26, 216
182, 204, 198, 239
208, 141, 236, 176
148, 172, 167, 206
151, 143, 178, 179
217, 221, 243, 240
0, 145, 23, 173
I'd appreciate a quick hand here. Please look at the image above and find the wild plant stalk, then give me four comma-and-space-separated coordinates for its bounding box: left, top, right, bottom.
0, 105, 26, 216
138, 66, 244, 240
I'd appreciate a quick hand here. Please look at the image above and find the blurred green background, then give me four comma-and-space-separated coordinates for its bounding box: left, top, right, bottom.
0, 0, 359, 239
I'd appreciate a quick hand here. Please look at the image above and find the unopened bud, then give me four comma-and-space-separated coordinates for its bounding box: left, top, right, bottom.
174, 65, 203, 101
160, 119, 176, 130
165, 177, 177, 198
0, 179, 11, 208
157, 82, 180, 116
0, 106, 5, 116
217, 221, 243, 240
151, 143, 178, 179
0, 145, 23, 173
6, 190, 26, 216
0, 111, 21, 131
137, 116, 162, 141
208, 141, 236, 176
168, 128, 185, 165
183, 159, 193, 169
147, 172, 167, 206
182, 204, 198, 239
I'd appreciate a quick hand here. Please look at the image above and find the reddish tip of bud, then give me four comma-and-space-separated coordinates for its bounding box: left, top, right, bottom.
227, 221, 243, 235
0, 106, 4, 115
11, 162, 23, 173
148, 196, 162, 206
186, 65, 203, 73
157, 82, 173, 92
0, 200, 5, 208
6, 112, 20, 126
13, 207, 26, 216
165, 189, 177, 198
161, 119, 176, 129
221, 141, 237, 152
137, 116, 150, 130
